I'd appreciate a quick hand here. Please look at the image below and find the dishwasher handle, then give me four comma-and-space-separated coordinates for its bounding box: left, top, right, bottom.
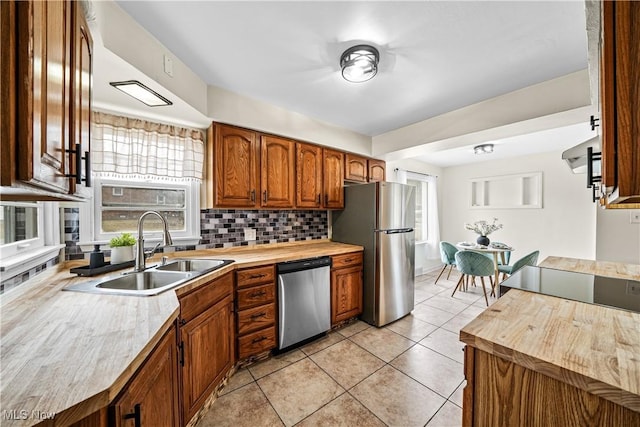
277, 256, 332, 274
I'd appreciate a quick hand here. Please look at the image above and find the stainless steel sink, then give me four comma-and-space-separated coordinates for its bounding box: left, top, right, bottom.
155, 258, 233, 273
63, 259, 234, 296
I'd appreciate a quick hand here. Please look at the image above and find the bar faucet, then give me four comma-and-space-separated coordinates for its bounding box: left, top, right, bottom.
134, 211, 173, 272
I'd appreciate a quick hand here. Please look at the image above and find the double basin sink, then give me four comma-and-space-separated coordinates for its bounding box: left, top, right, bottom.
64, 258, 234, 296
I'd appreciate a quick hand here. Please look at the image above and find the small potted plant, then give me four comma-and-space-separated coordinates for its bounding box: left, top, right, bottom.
109, 232, 136, 264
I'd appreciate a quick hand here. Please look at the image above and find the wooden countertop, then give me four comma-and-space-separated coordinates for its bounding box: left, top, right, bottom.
460, 256, 640, 413
0, 240, 362, 426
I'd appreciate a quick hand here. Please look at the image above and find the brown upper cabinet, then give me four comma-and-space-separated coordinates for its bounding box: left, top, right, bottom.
600, 1, 640, 206
212, 123, 260, 207
368, 159, 386, 182
345, 154, 386, 183
323, 149, 345, 209
296, 142, 323, 208
69, 1, 93, 196
208, 122, 347, 209
261, 135, 295, 208
1, 0, 92, 200
345, 154, 368, 182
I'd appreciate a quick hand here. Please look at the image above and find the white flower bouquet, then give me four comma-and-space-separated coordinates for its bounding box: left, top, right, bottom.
464, 218, 503, 236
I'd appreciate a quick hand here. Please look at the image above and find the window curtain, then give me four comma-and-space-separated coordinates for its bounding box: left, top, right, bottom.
91, 112, 205, 181
394, 168, 441, 260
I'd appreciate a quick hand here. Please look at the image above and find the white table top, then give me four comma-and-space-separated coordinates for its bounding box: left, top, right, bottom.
456, 243, 513, 253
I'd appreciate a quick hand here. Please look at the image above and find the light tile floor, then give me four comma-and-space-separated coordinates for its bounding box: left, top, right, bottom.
197, 268, 497, 427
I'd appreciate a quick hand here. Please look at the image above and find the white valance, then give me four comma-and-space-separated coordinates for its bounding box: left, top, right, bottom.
91, 112, 205, 182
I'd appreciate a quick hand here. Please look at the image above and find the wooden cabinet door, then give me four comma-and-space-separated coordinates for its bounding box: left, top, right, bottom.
15, 0, 72, 194
69, 2, 92, 196
296, 142, 323, 208
111, 327, 180, 427
368, 159, 386, 182
260, 135, 295, 208
331, 265, 363, 325
322, 149, 344, 209
345, 154, 368, 182
181, 295, 234, 423
214, 124, 259, 207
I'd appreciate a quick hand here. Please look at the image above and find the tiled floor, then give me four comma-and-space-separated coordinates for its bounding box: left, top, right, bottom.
196, 267, 497, 427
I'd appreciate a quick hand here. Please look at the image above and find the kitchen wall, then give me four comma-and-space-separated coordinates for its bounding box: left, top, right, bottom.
440, 150, 597, 264
596, 208, 640, 264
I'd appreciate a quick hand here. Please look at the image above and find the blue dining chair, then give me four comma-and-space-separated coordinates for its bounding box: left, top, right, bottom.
498, 250, 539, 280
453, 251, 494, 306
435, 242, 458, 284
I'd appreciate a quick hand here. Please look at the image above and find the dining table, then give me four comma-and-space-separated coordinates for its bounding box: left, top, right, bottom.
455, 243, 513, 296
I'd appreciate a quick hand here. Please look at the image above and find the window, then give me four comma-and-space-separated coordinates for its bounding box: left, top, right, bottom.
81, 112, 205, 247
0, 202, 43, 259
92, 177, 200, 244
407, 178, 428, 242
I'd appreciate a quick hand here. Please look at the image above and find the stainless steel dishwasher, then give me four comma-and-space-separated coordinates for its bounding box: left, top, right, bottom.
277, 256, 331, 350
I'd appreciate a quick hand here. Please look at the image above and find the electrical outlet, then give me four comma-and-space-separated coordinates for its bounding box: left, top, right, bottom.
627, 282, 640, 296
163, 54, 173, 77
630, 211, 640, 224
244, 228, 256, 241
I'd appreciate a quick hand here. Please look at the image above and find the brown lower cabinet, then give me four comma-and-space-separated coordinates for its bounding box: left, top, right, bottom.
235, 264, 278, 360
330, 252, 363, 326
110, 326, 180, 427
462, 346, 640, 426
179, 272, 235, 424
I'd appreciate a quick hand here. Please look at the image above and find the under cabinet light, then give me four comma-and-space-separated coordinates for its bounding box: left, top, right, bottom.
109, 80, 173, 107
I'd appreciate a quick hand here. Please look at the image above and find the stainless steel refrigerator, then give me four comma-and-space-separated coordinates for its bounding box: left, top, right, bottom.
332, 182, 415, 327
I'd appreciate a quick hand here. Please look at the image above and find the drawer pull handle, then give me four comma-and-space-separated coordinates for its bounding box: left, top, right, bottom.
249, 273, 266, 279
124, 404, 141, 427
343, 258, 353, 263
249, 290, 267, 298
250, 312, 266, 320
252, 336, 267, 344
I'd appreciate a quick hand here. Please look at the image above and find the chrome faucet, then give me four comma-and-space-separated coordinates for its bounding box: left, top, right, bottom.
134, 211, 173, 272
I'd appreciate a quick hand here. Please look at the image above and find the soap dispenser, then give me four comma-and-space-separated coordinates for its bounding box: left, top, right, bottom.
89, 244, 106, 268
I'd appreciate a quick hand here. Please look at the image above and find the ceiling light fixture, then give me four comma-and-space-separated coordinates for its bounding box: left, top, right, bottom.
474, 144, 494, 155
340, 45, 379, 83
109, 80, 173, 107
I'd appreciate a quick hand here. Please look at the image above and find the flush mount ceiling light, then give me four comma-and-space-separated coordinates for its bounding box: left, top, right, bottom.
474, 144, 494, 155
340, 45, 379, 83
109, 80, 173, 107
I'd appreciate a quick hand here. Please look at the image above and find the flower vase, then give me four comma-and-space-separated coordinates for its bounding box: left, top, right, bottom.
476, 235, 490, 246
110, 246, 134, 264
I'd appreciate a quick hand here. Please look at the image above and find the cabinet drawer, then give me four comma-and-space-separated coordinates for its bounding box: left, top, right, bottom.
179, 272, 233, 324
237, 303, 276, 335
238, 326, 277, 359
236, 265, 275, 288
332, 252, 363, 269
237, 283, 276, 310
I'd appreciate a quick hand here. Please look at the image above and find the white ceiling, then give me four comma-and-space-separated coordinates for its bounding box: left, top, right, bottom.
115, 1, 588, 138
94, 1, 593, 167
417, 122, 595, 167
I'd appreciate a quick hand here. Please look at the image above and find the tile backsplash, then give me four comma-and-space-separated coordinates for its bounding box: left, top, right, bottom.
198, 209, 328, 248
1, 208, 328, 291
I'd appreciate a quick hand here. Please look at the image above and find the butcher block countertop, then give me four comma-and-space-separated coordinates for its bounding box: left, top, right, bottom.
0, 240, 362, 426
460, 256, 640, 413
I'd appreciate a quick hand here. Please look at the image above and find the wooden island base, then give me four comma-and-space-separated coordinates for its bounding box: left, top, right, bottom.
463, 346, 640, 427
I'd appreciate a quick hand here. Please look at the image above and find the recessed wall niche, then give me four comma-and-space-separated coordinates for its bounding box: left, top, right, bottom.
470, 172, 543, 209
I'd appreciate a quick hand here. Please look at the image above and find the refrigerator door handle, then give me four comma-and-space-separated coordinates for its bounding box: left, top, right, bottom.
375, 228, 414, 234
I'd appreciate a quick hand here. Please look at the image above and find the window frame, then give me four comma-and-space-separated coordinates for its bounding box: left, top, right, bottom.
0, 201, 45, 259
87, 177, 201, 247
406, 175, 429, 244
